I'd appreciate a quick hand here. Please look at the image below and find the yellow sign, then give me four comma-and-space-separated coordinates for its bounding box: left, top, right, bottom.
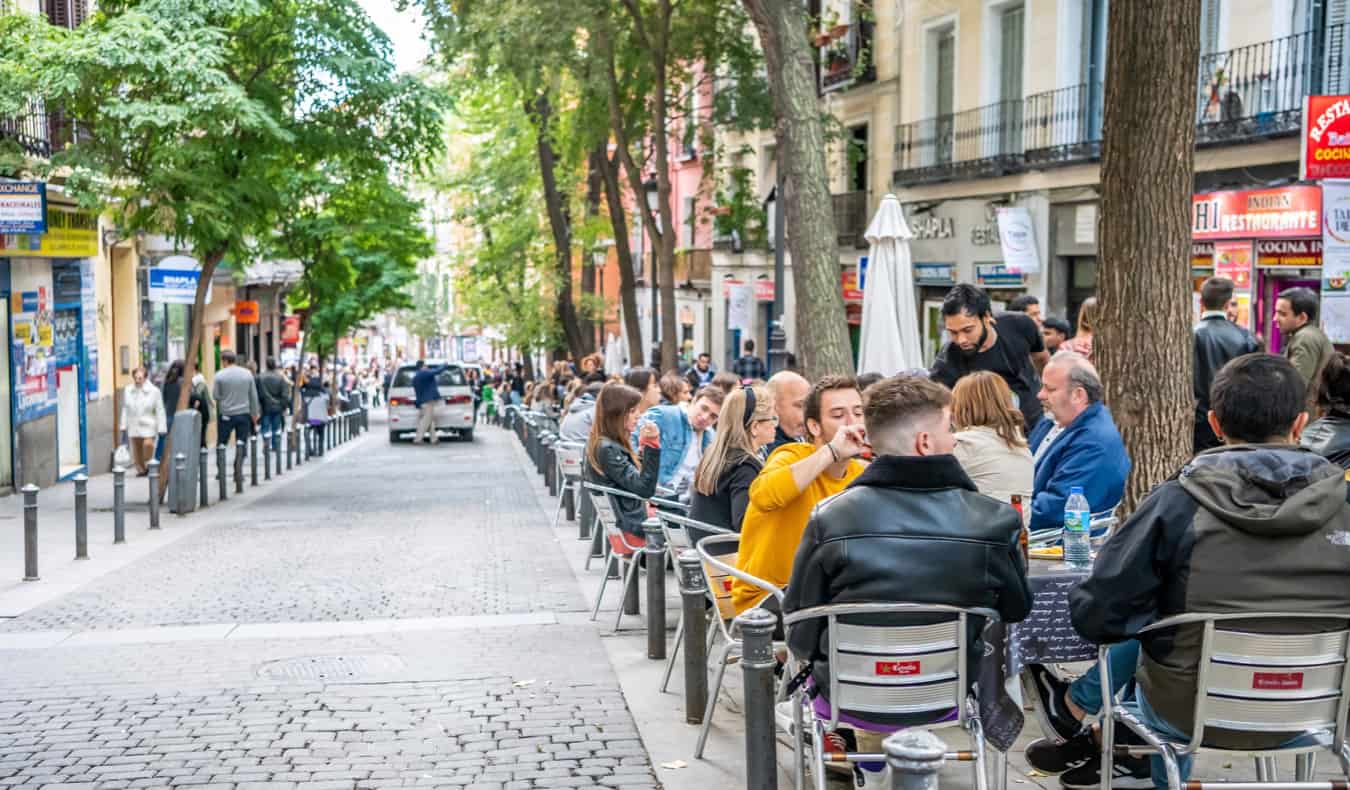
0, 205, 98, 258
13, 322, 30, 343
37, 324, 52, 346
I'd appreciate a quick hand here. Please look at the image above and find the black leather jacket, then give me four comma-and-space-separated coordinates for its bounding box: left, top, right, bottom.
1301, 413, 1350, 469
1193, 314, 1260, 419
783, 454, 1032, 718
584, 437, 660, 536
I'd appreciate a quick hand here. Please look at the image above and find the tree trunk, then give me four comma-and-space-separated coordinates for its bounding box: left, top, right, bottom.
600, 148, 647, 370
741, 0, 853, 380
1097, 0, 1200, 514
529, 93, 588, 361
580, 146, 605, 354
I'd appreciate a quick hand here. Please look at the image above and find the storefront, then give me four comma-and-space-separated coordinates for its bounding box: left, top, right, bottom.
1191, 184, 1322, 350
0, 198, 99, 486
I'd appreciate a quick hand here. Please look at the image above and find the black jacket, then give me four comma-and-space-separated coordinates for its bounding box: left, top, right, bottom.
766, 425, 805, 455
688, 453, 762, 533
584, 437, 660, 537
1193, 314, 1259, 420
784, 454, 1033, 717
258, 370, 293, 414
1302, 413, 1350, 469
1069, 445, 1350, 747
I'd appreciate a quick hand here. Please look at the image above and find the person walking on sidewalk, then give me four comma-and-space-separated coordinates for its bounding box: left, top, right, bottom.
411, 359, 447, 445
120, 366, 167, 477
257, 357, 292, 453
213, 350, 260, 478
732, 339, 768, 383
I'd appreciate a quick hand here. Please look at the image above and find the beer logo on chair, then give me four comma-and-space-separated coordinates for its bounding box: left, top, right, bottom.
875, 660, 920, 676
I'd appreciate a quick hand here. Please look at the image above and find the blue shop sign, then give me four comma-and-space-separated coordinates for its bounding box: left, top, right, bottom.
0, 182, 47, 234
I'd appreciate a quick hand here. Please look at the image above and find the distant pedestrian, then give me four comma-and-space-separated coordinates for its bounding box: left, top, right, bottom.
685, 352, 716, 392
120, 366, 166, 477
1277, 286, 1334, 402
1006, 294, 1043, 327
1041, 317, 1071, 355
1193, 277, 1259, 452
258, 357, 293, 453
213, 350, 260, 450
731, 339, 767, 383
1302, 352, 1350, 469
411, 359, 446, 445
1061, 297, 1096, 358
158, 360, 186, 460
303, 376, 329, 456
191, 373, 212, 448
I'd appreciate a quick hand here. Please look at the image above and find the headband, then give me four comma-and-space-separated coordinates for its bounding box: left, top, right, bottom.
742, 385, 757, 429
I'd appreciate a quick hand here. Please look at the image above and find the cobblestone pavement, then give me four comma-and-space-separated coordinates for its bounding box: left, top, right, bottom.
0, 419, 659, 789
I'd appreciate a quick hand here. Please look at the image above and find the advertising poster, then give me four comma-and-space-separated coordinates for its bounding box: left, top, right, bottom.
0, 205, 95, 257
81, 259, 97, 401
1212, 240, 1253, 289
726, 283, 754, 331
996, 207, 1041, 274
0, 181, 46, 234
11, 286, 56, 423
1303, 96, 1350, 180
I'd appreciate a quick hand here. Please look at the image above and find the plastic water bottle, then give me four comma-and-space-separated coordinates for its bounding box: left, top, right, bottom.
1063, 486, 1092, 571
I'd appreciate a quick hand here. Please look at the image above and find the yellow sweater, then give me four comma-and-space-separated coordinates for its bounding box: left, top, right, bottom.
731, 443, 864, 614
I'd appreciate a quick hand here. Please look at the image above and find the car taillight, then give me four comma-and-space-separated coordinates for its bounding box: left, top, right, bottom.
446, 395, 471, 405
389, 397, 412, 407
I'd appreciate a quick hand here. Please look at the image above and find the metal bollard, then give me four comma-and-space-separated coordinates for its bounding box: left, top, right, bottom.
286, 428, 294, 470
113, 466, 126, 544
643, 519, 667, 660
544, 441, 557, 497
249, 435, 258, 486
273, 433, 282, 476
678, 550, 708, 722
885, 729, 948, 790
22, 484, 39, 580
736, 607, 778, 790
622, 551, 640, 615
579, 486, 594, 541
73, 474, 88, 559
234, 439, 245, 493
263, 432, 272, 480
199, 447, 209, 507
217, 444, 228, 501
147, 459, 161, 530
327, 417, 334, 450
563, 482, 575, 523
174, 453, 188, 517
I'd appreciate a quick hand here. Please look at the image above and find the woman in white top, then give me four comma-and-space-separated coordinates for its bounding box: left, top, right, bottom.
951, 371, 1033, 505
120, 366, 167, 476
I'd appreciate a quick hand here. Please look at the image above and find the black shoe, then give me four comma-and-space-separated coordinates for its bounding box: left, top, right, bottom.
1027, 663, 1082, 742
1026, 731, 1097, 775
1058, 752, 1153, 790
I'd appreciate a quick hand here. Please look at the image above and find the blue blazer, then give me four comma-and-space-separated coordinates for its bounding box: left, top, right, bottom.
634, 404, 714, 487
1027, 402, 1130, 532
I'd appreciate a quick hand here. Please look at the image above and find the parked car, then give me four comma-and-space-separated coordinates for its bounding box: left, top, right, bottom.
386, 361, 475, 443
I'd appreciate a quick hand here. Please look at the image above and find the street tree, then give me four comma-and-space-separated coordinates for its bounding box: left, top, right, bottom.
1096, 0, 1201, 511
739, 0, 854, 379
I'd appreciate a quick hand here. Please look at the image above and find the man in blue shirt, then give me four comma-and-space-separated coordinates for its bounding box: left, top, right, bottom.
412, 360, 446, 445
635, 385, 723, 492
1027, 353, 1130, 534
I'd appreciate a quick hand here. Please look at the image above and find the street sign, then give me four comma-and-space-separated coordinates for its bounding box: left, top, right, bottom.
1302, 95, 1350, 180
148, 255, 211, 305
234, 300, 260, 324
0, 182, 46, 234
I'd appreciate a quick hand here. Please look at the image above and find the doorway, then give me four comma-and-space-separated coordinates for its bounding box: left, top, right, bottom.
1255, 270, 1321, 353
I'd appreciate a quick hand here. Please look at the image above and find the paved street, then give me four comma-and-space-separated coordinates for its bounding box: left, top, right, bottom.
0, 415, 658, 789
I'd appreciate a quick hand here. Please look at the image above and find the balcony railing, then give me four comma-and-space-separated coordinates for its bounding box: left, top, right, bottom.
674, 248, 712, 284
832, 191, 868, 248
0, 97, 52, 159
893, 25, 1349, 186
819, 19, 876, 94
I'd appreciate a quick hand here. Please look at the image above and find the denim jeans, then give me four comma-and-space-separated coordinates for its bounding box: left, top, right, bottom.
260, 411, 284, 450
218, 414, 253, 446
1067, 640, 1141, 715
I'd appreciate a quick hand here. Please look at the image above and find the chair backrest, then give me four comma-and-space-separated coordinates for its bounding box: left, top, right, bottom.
656, 510, 727, 554
696, 533, 784, 636
583, 482, 648, 550
783, 602, 998, 733
555, 442, 585, 481
1147, 612, 1350, 751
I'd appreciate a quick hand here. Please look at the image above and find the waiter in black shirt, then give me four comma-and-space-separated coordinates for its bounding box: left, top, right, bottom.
929, 283, 1050, 431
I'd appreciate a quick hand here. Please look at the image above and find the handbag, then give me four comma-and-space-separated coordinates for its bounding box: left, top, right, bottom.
113, 444, 132, 468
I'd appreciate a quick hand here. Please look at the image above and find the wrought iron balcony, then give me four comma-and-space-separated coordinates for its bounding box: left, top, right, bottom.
1023, 83, 1103, 166
832, 191, 868, 248
0, 97, 52, 159
893, 100, 1024, 185
818, 18, 876, 94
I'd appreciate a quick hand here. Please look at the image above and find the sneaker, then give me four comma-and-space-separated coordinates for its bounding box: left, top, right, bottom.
1058, 752, 1153, 789
1026, 731, 1097, 775
1027, 663, 1082, 742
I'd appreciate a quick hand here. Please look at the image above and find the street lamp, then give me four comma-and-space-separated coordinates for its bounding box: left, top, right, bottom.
768, 155, 788, 374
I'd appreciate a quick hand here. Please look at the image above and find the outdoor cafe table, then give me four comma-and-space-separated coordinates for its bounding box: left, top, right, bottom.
978, 560, 1096, 751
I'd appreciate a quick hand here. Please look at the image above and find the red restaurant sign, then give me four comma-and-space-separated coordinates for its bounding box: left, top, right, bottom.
1192, 185, 1321, 240
1302, 95, 1350, 180
1191, 239, 1322, 267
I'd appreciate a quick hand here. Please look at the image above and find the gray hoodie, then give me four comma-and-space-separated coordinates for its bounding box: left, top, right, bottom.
559, 394, 596, 442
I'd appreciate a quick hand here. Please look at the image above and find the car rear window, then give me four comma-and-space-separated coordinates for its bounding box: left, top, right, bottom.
392, 366, 465, 387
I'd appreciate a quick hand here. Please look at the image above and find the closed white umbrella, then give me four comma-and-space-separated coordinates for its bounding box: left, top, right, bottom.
857, 193, 923, 377
604, 332, 625, 375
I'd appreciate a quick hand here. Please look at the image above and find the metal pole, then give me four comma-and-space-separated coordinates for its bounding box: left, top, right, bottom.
678, 550, 708, 723
769, 157, 787, 376
217, 444, 228, 501
736, 607, 778, 790
263, 432, 272, 480
147, 459, 161, 530
113, 466, 126, 544
273, 433, 282, 476
73, 474, 88, 559
234, 439, 244, 493
173, 453, 188, 517
22, 484, 38, 580
885, 729, 948, 790
544, 441, 557, 497
286, 427, 294, 470
644, 519, 667, 660
580, 486, 595, 541
249, 435, 258, 486
622, 550, 640, 616
199, 447, 209, 508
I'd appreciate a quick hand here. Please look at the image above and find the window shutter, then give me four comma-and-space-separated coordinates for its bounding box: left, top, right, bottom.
1199, 0, 1221, 55
73, 0, 87, 27
1327, 0, 1348, 93
44, 0, 69, 28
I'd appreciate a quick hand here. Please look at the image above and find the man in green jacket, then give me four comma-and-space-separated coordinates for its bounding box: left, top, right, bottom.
1276, 287, 1334, 404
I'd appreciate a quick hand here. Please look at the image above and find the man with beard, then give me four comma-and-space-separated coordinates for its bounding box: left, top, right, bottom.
930, 283, 1049, 431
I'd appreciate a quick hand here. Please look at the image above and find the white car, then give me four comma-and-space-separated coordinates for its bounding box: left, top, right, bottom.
387, 361, 475, 442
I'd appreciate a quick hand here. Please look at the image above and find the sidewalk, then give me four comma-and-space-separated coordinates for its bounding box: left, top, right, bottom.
0, 431, 364, 621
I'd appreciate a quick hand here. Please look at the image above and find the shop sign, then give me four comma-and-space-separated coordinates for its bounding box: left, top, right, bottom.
234, 300, 260, 324
1192, 241, 1215, 268
281, 315, 301, 346
996, 207, 1040, 273
908, 214, 954, 240
1321, 179, 1350, 291
841, 271, 863, 303
975, 263, 1025, 288
1192, 186, 1321, 240
1213, 240, 1253, 289
0, 205, 96, 257
148, 255, 210, 305
1301, 95, 1350, 180
1257, 239, 1322, 267
721, 279, 775, 301
0, 182, 46, 234
914, 262, 956, 286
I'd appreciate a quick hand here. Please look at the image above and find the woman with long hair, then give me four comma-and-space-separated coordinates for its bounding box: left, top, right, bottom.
688, 384, 776, 532
585, 382, 661, 537
1062, 297, 1097, 358
950, 371, 1033, 504
624, 367, 662, 413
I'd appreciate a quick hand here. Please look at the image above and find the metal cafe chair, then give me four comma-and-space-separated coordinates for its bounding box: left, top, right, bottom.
654, 511, 732, 694
584, 481, 659, 633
